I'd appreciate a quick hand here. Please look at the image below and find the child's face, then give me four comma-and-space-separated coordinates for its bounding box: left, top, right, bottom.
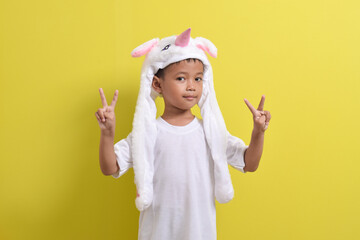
152, 60, 204, 113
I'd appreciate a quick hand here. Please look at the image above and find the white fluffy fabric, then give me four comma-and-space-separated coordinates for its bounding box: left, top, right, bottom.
131, 29, 234, 211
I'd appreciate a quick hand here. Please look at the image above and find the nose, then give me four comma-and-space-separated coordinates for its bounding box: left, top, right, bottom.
186, 79, 195, 91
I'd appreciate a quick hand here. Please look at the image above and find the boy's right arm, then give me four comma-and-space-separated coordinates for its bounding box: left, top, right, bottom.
95, 88, 120, 176
99, 131, 119, 175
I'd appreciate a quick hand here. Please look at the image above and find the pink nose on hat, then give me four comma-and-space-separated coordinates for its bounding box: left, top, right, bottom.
175, 28, 191, 47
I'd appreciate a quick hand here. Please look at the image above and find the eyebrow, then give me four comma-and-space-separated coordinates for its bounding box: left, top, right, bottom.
176, 72, 203, 75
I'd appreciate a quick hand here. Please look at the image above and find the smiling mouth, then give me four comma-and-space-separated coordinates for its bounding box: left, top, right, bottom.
183, 96, 197, 100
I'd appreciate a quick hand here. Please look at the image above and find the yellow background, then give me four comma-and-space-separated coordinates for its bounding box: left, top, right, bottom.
1, 0, 359, 239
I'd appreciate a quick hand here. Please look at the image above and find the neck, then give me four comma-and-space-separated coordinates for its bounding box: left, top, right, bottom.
161, 108, 195, 126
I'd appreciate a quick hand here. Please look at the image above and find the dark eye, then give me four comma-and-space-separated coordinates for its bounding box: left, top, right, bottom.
162, 44, 170, 51
176, 77, 185, 81
195, 77, 202, 82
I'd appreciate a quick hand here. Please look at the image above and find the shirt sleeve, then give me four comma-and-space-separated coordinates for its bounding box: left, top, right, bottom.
226, 131, 249, 173
111, 132, 133, 179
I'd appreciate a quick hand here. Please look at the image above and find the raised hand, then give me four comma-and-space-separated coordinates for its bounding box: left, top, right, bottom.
244, 95, 271, 132
95, 88, 119, 134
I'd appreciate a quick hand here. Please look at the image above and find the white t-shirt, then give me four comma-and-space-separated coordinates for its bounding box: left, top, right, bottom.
112, 117, 248, 240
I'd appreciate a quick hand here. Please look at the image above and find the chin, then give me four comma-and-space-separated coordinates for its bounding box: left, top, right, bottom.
177, 104, 195, 111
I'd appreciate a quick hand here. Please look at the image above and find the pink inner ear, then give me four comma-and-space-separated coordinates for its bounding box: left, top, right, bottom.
131, 39, 158, 57
196, 44, 217, 58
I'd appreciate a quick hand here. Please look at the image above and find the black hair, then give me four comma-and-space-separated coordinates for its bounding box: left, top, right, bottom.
154, 58, 203, 79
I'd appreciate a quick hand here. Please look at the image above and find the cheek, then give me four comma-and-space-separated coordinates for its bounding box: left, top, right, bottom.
198, 82, 203, 92
198, 83, 204, 98
163, 83, 183, 96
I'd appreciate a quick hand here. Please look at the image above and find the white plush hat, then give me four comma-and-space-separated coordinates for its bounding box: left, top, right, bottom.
131, 28, 234, 211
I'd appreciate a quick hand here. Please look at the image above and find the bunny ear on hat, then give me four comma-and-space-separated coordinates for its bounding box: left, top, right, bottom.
195, 37, 218, 58
131, 38, 159, 57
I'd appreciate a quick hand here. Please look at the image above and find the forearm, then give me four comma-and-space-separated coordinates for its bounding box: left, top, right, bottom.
244, 129, 264, 172
99, 131, 119, 175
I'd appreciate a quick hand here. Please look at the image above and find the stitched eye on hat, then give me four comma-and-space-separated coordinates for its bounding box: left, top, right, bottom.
161, 44, 170, 51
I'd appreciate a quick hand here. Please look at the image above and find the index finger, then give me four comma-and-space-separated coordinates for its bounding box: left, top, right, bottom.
257, 95, 265, 111
99, 88, 108, 107
244, 98, 257, 115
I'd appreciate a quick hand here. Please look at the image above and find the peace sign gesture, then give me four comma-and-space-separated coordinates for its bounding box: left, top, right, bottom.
95, 88, 119, 134
244, 95, 271, 132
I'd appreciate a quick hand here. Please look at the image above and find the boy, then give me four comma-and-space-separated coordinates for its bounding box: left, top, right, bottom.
95, 29, 271, 240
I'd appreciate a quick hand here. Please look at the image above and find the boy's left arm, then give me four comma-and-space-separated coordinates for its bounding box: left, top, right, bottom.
243, 95, 271, 172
